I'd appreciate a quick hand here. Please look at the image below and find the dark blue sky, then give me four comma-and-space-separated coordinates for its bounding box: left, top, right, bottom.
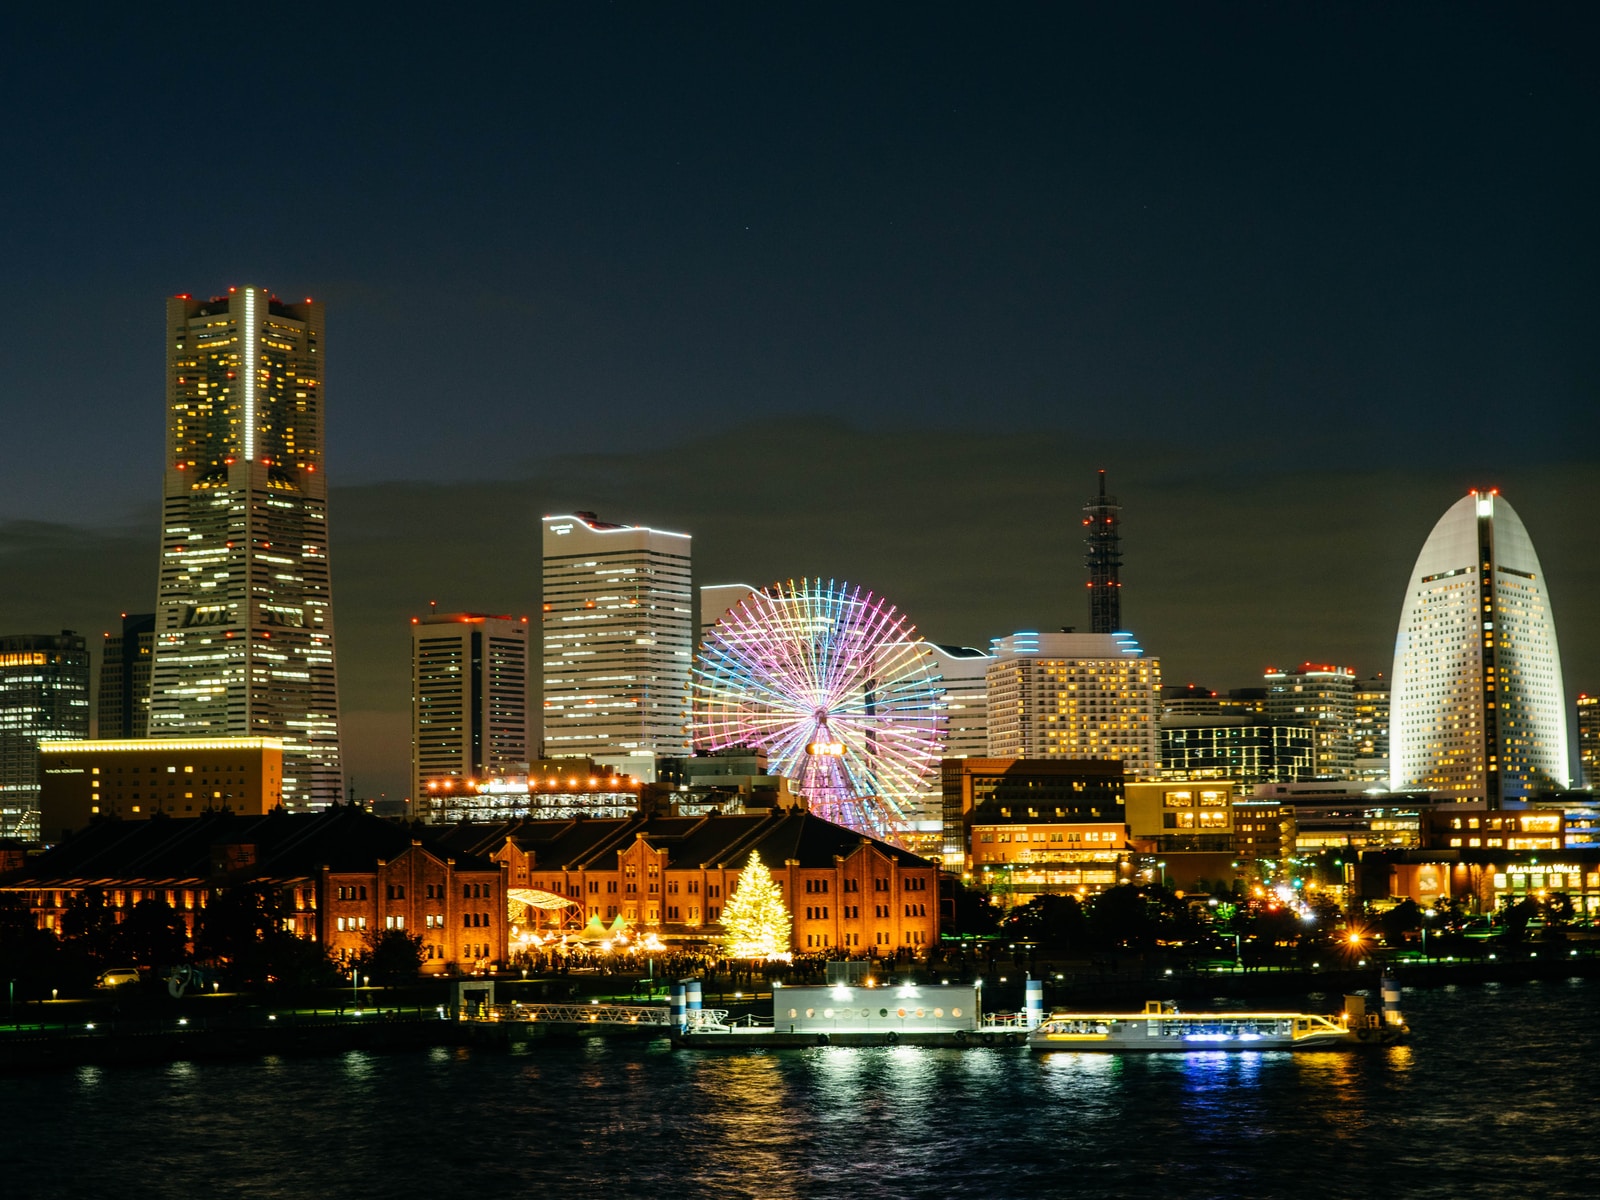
2, 5, 1594, 518
2, 5, 1596, 795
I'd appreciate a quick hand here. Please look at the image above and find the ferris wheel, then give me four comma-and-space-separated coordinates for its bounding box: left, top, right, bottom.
691, 578, 946, 842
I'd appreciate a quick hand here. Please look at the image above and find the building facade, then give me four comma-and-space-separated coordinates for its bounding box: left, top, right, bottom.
0, 806, 508, 973
1578, 693, 1598, 790
35, 736, 284, 839
0, 632, 91, 840
941, 756, 1125, 867
1389, 490, 1569, 803
542, 513, 693, 775
150, 288, 341, 809
435, 810, 942, 956
1159, 718, 1316, 786
422, 758, 646, 822
986, 631, 1159, 779
412, 612, 530, 805
1264, 663, 1356, 780
98, 613, 155, 740
1352, 675, 1391, 783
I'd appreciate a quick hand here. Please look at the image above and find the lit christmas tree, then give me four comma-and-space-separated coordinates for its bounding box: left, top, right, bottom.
723, 850, 793, 961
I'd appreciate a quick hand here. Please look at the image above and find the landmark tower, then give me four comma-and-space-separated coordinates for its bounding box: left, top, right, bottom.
149, 288, 342, 809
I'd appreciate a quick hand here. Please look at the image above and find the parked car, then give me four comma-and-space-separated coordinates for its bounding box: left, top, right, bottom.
96, 968, 141, 989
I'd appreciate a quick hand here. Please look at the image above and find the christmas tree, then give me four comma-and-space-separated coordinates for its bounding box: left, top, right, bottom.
723, 849, 793, 961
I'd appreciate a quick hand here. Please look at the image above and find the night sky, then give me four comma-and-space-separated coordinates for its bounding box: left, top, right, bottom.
1, 6, 1594, 798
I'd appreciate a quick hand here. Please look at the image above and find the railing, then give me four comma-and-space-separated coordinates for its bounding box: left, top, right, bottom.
469, 1003, 674, 1027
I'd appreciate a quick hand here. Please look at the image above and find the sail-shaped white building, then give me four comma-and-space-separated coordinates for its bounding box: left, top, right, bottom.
1389, 490, 1569, 804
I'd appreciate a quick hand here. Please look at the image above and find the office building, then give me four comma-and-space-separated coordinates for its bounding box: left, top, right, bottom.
411, 612, 530, 805
1232, 798, 1295, 863
986, 631, 1160, 778
150, 288, 341, 809
1390, 489, 1569, 804
1124, 781, 1236, 850
1352, 675, 1390, 783
1264, 663, 1356, 779
1579, 694, 1598, 790
0, 632, 91, 840
35, 736, 283, 840
699, 583, 757, 643
941, 756, 1125, 867
98, 612, 155, 740
1159, 717, 1316, 786
542, 512, 692, 776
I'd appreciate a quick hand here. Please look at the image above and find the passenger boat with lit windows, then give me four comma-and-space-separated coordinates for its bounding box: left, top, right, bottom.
1031, 977, 1408, 1052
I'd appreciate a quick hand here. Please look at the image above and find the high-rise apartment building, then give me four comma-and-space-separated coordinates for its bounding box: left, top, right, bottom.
0, 632, 91, 840
1390, 490, 1568, 804
1575, 694, 1597, 790
98, 613, 155, 740
542, 513, 692, 776
412, 612, 530, 804
986, 631, 1160, 779
1264, 663, 1356, 780
149, 288, 341, 809
1352, 675, 1390, 783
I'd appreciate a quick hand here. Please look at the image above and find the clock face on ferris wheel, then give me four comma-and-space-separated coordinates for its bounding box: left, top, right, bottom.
690, 578, 946, 842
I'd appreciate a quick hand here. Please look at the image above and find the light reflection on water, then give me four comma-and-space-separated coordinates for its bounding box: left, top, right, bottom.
2, 982, 1598, 1199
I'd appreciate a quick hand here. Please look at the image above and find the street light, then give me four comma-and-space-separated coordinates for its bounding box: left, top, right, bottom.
1157, 861, 1167, 890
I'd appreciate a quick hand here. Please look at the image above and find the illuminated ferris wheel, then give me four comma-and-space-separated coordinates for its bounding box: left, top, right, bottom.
691, 579, 946, 842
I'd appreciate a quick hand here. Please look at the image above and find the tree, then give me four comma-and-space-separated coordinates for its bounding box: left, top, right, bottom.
947, 878, 1002, 936
357, 929, 425, 984
1005, 894, 1085, 948
194, 884, 337, 988
723, 850, 792, 960
113, 898, 189, 968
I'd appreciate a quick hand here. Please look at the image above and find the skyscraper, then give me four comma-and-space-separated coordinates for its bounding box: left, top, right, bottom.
1352, 675, 1391, 783
98, 612, 155, 739
1390, 489, 1569, 804
986, 631, 1160, 779
542, 512, 692, 775
0, 632, 91, 840
1082, 470, 1123, 634
149, 288, 341, 809
1576, 693, 1597, 790
412, 612, 530, 805
1264, 663, 1356, 780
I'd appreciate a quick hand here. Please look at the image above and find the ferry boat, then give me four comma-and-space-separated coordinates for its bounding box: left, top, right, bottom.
1031, 977, 1408, 1052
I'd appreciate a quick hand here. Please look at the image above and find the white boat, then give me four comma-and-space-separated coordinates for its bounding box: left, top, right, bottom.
1031, 978, 1408, 1052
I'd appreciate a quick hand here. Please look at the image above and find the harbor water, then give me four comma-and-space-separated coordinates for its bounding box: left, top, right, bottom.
3, 978, 1597, 1198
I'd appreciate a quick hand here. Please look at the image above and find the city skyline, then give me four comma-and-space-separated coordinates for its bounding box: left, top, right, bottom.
0, 7, 1593, 804
1, 443, 1594, 803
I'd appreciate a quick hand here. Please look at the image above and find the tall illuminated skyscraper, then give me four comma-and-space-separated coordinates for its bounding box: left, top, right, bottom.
149, 288, 341, 810
542, 513, 692, 776
412, 612, 530, 805
1390, 489, 1568, 805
